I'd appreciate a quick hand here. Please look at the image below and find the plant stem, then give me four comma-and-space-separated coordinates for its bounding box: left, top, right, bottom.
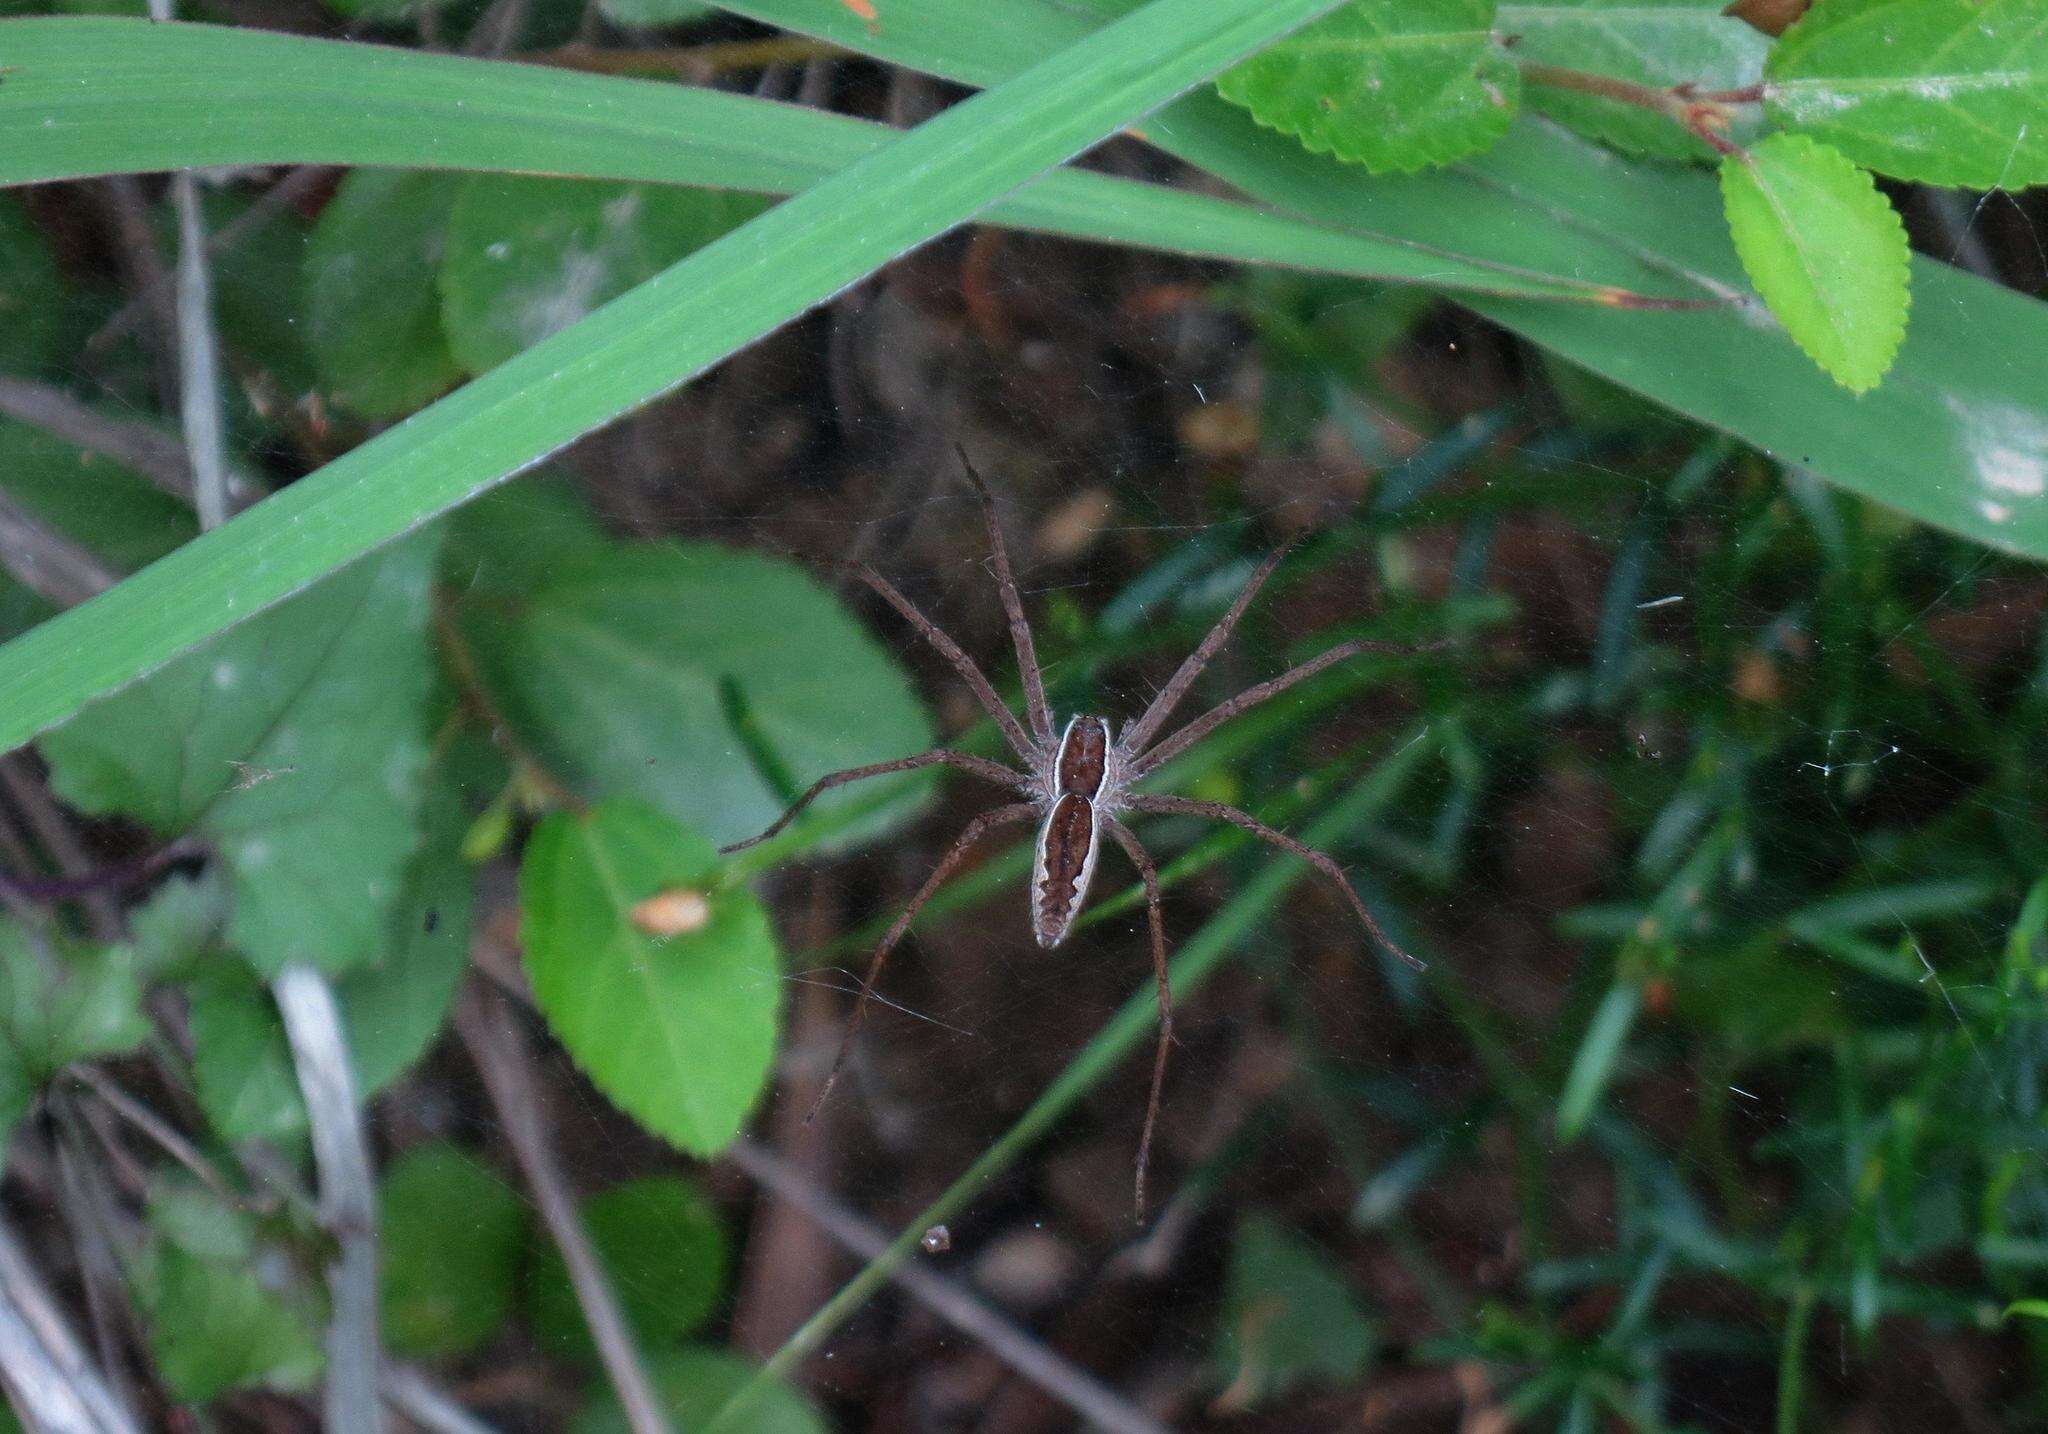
455, 980, 674, 1434
1517, 60, 1747, 156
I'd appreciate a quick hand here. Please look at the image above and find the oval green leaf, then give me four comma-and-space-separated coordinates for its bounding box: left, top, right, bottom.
451, 505, 934, 853
1216, 0, 1520, 173
527, 1174, 728, 1362
40, 534, 441, 975
303, 170, 465, 419
1765, 0, 2048, 189
520, 799, 780, 1156
1719, 133, 1909, 393
440, 177, 769, 375
380, 1143, 527, 1359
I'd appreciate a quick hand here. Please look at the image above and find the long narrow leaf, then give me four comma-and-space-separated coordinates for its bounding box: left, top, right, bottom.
721, 0, 2048, 562
0, 18, 1624, 304
0, 0, 1350, 751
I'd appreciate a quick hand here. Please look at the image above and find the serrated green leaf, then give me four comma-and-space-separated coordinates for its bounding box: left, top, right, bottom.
521, 800, 779, 1156
573, 1348, 823, 1434
1217, 0, 1520, 173
380, 1143, 525, 1358
1501, 0, 1769, 159
186, 963, 303, 1144
441, 177, 769, 375
1765, 0, 2048, 188
450, 502, 934, 852
128, 871, 229, 979
1719, 133, 1909, 392
0, 922, 145, 1167
0, 922, 148, 1122
338, 774, 473, 1093
132, 1204, 323, 1409
148, 1177, 255, 1263
1213, 1211, 1377, 1411
527, 1175, 728, 1362
184, 773, 475, 1142
303, 170, 465, 419
41, 535, 440, 976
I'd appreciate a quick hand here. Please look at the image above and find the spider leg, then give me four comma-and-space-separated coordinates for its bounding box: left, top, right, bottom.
719, 751, 1027, 855
1126, 638, 1420, 779
806, 801, 1042, 1126
1124, 792, 1425, 970
845, 562, 1041, 762
1102, 816, 1173, 1222
1117, 542, 1290, 758
957, 446, 1055, 747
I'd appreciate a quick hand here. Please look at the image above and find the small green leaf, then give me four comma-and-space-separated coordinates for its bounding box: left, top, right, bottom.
0, 923, 148, 1125
186, 964, 303, 1144
133, 1179, 325, 1403
380, 1143, 526, 1358
1765, 0, 2048, 188
527, 1175, 728, 1362
572, 1348, 824, 1434
128, 872, 230, 979
1500, 0, 1769, 159
450, 493, 934, 852
338, 776, 474, 1093
521, 800, 780, 1156
440, 178, 769, 374
303, 170, 465, 418
2006, 1299, 2048, 1323
184, 775, 475, 1143
42, 535, 441, 976
1212, 1212, 1377, 1412
1719, 133, 1909, 393
1216, 0, 1520, 173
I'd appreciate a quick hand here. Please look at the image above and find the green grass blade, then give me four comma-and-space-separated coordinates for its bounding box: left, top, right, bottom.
1554, 979, 1641, 1142
0, 18, 1612, 304
0, 0, 1349, 752
709, 736, 1431, 1428
720, 0, 2048, 562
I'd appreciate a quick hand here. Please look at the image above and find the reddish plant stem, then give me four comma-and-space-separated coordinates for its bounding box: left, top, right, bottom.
1517, 60, 1755, 157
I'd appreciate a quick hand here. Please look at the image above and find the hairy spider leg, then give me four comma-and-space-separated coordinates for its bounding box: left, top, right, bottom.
806, 802, 1042, 1126
1126, 792, 1425, 970
1101, 816, 1172, 1218
844, 562, 1041, 763
1117, 542, 1291, 759
957, 445, 1056, 747
1127, 638, 1420, 780
719, 750, 1027, 855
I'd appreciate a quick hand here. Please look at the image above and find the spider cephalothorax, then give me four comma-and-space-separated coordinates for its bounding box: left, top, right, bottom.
724, 450, 1426, 1215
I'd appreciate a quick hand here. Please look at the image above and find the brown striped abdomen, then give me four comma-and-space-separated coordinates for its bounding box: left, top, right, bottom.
1033, 793, 1096, 947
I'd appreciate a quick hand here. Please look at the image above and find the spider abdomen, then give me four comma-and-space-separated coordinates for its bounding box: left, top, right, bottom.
1034, 715, 1111, 947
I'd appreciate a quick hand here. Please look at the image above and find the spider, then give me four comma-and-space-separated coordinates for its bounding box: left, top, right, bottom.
724, 451, 1426, 1215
